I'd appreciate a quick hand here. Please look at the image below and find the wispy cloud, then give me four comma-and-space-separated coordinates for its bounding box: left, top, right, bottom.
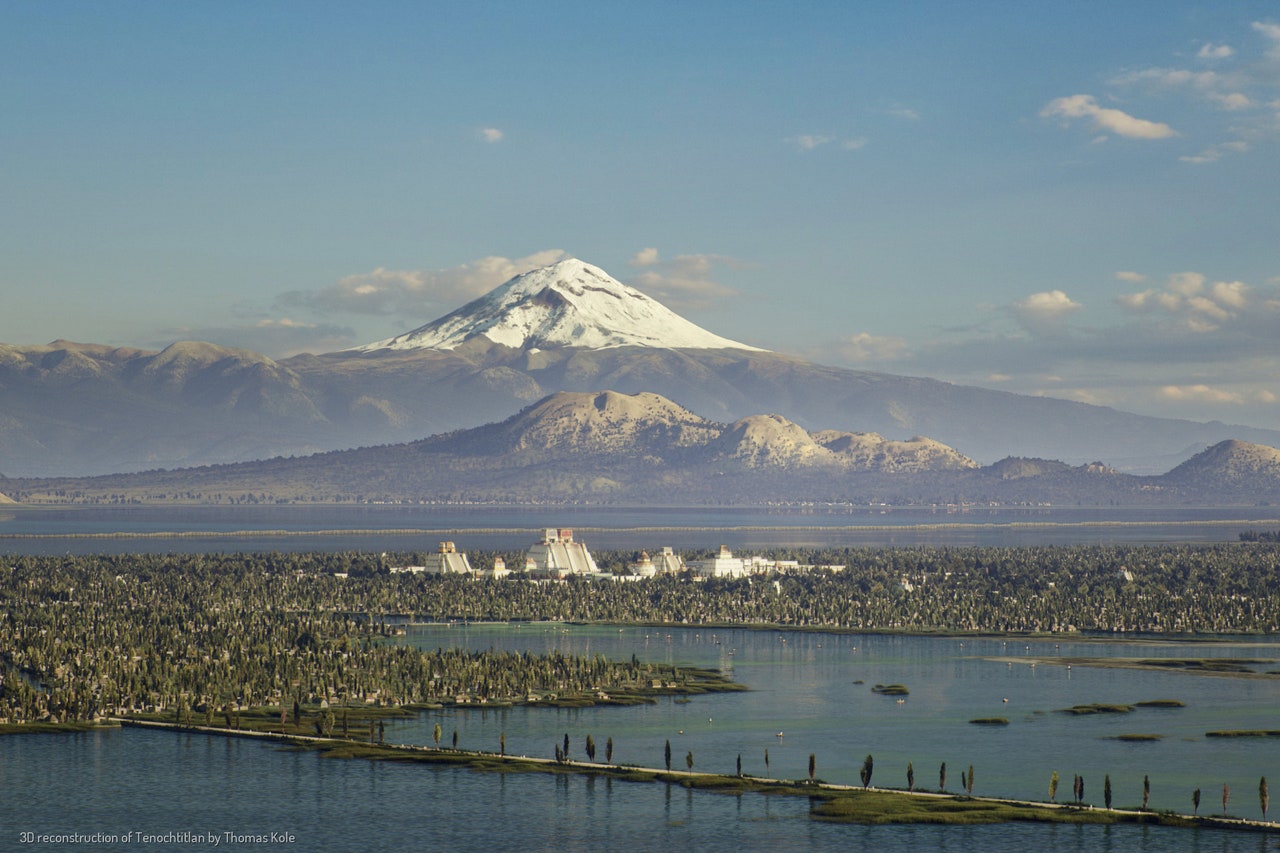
807, 269, 1280, 425
626, 248, 742, 310
479, 127, 504, 143
151, 318, 357, 358
834, 332, 911, 364
278, 250, 567, 318
1116, 271, 1255, 333
1040, 94, 1178, 139
1198, 42, 1235, 60
786, 134, 868, 152
1097, 21, 1280, 164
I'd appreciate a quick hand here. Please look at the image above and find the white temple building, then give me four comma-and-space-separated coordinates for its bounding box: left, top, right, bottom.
630, 547, 686, 577
423, 541, 473, 575
525, 529, 600, 578
688, 545, 748, 579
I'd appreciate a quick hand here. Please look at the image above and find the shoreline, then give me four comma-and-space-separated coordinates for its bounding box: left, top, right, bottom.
102, 718, 1277, 833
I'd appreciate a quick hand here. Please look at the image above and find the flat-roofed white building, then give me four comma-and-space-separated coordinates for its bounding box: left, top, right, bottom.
689, 545, 747, 579
525, 528, 599, 578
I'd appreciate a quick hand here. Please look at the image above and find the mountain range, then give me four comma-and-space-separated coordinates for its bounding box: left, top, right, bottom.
5, 389, 1280, 506
3, 257, 1279, 479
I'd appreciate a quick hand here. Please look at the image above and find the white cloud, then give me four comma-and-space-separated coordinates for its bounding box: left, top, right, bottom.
1199, 43, 1235, 60
154, 318, 357, 358
629, 247, 660, 267
625, 248, 743, 310
1211, 91, 1253, 110
1114, 270, 1147, 283
479, 127, 504, 143
1211, 280, 1250, 309
1115, 271, 1266, 334
789, 134, 834, 151
1168, 271, 1205, 296
279, 250, 567, 317
1180, 140, 1250, 163
1158, 384, 1245, 405
1013, 289, 1083, 333
786, 134, 868, 152
1253, 20, 1280, 50
1040, 94, 1178, 139
838, 332, 911, 363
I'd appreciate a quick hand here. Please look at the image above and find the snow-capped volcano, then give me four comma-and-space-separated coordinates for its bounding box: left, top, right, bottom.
353, 258, 765, 352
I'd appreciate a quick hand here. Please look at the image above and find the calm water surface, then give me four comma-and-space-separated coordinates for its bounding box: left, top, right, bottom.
7, 727, 1263, 852
5, 509, 1280, 850
2, 504, 1279, 554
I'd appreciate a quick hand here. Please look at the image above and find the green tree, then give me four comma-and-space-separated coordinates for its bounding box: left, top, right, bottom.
1142, 774, 1150, 811
765, 748, 770, 774
860, 754, 874, 789
665, 739, 672, 771
1262, 776, 1270, 821
1049, 770, 1059, 803
563, 732, 570, 760
907, 761, 914, 793
1104, 774, 1112, 810
499, 732, 505, 756
737, 754, 742, 778
433, 723, 442, 747
808, 753, 816, 782
940, 762, 947, 791
1193, 788, 1201, 816
585, 734, 596, 763
967, 764, 974, 795
685, 750, 693, 772
1224, 783, 1230, 816
606, 737, 613, 764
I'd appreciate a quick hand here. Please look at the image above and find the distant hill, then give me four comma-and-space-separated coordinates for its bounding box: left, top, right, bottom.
5, 259, 1280, 477
5, 394, 1280, 507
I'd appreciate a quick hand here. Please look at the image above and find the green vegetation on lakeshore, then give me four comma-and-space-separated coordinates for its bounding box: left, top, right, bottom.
810, 790, 1197, 828
1058, 703, 1135, 715
871, 684, 910, 696
4, 541, 1280, 729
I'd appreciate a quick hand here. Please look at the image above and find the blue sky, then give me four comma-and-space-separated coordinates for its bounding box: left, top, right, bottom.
3, 2, 1280, 428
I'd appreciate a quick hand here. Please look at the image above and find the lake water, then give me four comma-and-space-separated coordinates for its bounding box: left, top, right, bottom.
4, 507, 1280, 850
4, 626, 1280, 851
2, 504, 1279, 554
